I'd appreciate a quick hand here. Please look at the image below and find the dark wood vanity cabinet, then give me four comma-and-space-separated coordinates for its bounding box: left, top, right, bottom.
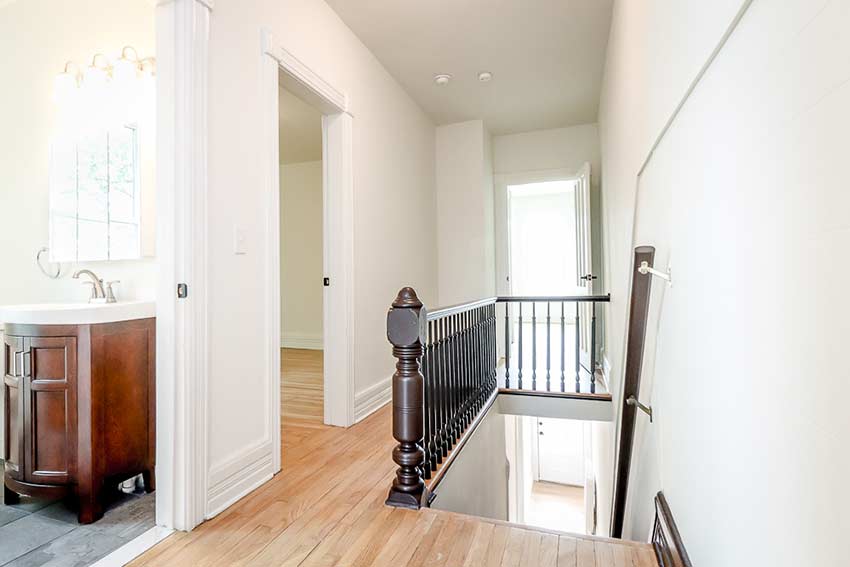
3, 318, 155, 524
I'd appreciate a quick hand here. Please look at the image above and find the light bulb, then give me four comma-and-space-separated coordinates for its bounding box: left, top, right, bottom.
53, 71, 78, 105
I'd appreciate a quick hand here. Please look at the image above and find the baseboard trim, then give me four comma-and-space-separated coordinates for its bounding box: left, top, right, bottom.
206, 441, 274, 518
354, 375, 391, 423
89, 526, 174, 567
281, 333, 323, 350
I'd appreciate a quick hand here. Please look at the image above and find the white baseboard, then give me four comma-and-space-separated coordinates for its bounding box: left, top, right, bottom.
281, 332, 323, 350
89, 526, 174, 567
354, 375, 391, 423
206, 440, 274, 518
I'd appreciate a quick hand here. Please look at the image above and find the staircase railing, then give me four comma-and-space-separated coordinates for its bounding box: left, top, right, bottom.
385, 287, 610, 509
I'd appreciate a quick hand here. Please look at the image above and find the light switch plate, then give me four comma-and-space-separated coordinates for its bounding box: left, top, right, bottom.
233, 226, 247, 255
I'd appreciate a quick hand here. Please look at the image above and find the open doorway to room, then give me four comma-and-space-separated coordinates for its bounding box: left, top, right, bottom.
505, 414, 595, 534
497, 165, 597, 384
278, 86, 325, 424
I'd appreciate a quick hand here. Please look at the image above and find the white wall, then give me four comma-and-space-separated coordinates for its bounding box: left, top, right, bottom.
600, 0, 850, 564
280, 160, 323, 349
0, 0, 158, 308
203, 0, 436, 512
493, 124, 601, 177
430, 404, 509, 521
435, 120, 495, 306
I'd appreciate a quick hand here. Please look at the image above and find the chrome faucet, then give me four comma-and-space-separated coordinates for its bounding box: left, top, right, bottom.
72, 269, 110, 303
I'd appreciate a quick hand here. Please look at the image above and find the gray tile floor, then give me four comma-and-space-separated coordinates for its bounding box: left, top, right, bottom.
0, 468, 155, 567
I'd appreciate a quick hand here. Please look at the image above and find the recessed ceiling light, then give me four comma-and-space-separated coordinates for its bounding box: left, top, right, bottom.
434, 74, 452, 86
478, 71, 493, 82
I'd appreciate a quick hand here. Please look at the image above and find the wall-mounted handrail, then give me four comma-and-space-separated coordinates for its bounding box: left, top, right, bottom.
611, 246, 656, 537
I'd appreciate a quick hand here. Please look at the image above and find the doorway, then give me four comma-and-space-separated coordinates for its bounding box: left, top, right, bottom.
496, 164, 595, 377
278, 86, 325, 423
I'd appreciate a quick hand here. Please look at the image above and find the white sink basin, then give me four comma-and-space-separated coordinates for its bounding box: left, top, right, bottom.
0, 301, 155, 326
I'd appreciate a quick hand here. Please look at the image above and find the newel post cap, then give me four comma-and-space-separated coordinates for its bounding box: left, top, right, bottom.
387, 287, 427, 346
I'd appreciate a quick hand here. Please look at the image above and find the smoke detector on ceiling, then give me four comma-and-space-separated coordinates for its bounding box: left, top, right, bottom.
478, 71, 493, 82
434, 74, 452, 86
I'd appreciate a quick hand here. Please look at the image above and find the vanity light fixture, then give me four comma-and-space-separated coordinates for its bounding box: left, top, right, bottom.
434, 73, 452, 86
53, 61, 82, 103
54, 46, 156, 103
478, 71, 493, 82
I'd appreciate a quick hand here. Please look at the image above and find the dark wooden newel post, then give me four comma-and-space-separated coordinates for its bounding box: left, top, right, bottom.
386, 287, 427, 509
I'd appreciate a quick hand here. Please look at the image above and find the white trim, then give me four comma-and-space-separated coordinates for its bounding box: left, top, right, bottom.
281, 333, 323, 350
354, 376, 391, 423
262, 32, 348, 113
321, 112, 356, 428
262, 29, 356, 437
88, 526, 174, 567
261, 30, 283, 476
206, 441, 274, 518
155, 0, 211, 531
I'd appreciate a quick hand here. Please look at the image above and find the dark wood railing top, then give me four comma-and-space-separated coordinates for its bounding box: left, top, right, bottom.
497, 294, 611, 303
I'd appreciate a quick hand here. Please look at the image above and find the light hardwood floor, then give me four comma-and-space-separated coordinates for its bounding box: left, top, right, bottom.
281, 348, 324, 423
130, 353, 654, 567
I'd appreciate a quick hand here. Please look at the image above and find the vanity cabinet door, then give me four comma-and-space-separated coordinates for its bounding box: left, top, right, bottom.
3, 335, 26, 481
24, 337, 77, 485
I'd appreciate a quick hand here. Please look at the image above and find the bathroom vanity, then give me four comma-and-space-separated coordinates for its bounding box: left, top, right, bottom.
1, 302, 155, 524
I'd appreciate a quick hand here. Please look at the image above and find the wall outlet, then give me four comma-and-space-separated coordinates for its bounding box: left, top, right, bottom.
233, 226, 247, 255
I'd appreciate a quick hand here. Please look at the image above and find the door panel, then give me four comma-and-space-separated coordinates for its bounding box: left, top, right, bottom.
26, 337, 76, 484
537, 417, 586, 486
3, 335, 25, 480
574, 163, 594, 370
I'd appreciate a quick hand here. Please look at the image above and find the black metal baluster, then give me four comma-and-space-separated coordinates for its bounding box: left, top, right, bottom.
531, 302, 537, 390
590, 301, 597, 394
428, 321, 438, 473
504, 303, 510, 387
546, 302, 551, 391
560, 302, 566, 392
517, 303, 524, 389
461, 312, 470, 430
448, 315, 457, 441
575, 302, 581, 393
422, 324, 432, 478
439, 318, 449, 457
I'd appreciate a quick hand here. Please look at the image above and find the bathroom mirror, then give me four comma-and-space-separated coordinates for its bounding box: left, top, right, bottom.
49, 124, 143, 262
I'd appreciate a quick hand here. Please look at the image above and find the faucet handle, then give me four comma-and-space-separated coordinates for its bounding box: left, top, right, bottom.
105, 281, 120, 304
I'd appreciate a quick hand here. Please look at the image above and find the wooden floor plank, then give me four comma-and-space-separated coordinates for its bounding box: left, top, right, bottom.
131, 351, 654, 567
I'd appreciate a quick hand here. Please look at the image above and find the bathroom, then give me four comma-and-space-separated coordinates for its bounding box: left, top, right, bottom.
0, 0, 159, 564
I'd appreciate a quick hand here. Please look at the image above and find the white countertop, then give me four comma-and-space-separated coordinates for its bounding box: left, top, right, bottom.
0, 301, 156, 326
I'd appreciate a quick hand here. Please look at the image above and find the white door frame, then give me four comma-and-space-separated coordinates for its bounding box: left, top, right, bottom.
261, 30, 356, 454
154, 4, 354, 534
494, 168, 578, 299
155, 0, 213, 531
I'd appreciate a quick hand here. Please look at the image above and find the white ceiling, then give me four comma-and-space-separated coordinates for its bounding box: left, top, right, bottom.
279, 86, 323, 164
326, 0, 614, 135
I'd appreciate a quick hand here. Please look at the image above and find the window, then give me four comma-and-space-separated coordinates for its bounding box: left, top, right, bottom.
49, 124, 141, 262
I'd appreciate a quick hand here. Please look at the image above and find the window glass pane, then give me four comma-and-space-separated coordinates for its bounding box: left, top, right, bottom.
110, 182, 136, 224
77, 219, 108, 261
109, 222, 140, 260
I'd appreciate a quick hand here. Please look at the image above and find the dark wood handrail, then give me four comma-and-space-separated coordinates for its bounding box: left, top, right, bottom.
497, 294, 611, 303
611, 246, 656, 537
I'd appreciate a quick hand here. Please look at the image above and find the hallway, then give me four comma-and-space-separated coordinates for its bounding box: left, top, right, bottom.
281, 348, 324, 423
130, 405, 653, 566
